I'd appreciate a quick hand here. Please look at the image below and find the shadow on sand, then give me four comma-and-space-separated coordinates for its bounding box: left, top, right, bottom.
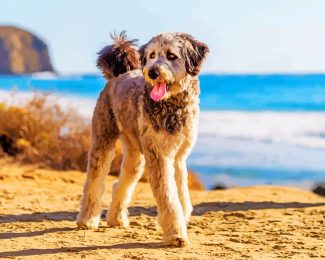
0, 243, 164, 258
0, 227, 75, 239
0, 211, 77, 223
1, 201, 324, 224
191, 201, 325, 216
0, 201, 324, 257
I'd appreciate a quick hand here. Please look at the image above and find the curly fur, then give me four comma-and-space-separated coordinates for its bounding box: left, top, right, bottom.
77, 32, 209, 247
97, 31, 141, 79
144, 87, 186, 134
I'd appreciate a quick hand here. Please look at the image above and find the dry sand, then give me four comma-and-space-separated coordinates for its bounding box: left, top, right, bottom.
0, 159, 324, 259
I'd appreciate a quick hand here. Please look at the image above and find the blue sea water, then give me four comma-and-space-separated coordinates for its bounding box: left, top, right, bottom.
1, 73, 325, 189
1, 74, 325, 111
199, 74, 325, 111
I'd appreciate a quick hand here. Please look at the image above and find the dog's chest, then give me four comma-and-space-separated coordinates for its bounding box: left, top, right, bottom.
144, 99, 187, 134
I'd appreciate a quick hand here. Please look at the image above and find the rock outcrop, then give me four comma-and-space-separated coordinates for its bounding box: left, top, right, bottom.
0, 26, 54, 74
313, 183, 325, 197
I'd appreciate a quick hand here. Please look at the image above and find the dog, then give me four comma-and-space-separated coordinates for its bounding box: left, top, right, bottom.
77, 31, 209, 247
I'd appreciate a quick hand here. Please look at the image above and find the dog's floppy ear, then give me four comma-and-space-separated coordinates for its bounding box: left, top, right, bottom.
180, 34, 209, 76
139, 43, 148, 67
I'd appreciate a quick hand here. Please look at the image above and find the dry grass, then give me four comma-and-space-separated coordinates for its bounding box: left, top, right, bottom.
0, 93, 90, 171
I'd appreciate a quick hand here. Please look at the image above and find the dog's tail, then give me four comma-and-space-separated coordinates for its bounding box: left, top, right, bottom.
97, 31, 141, 80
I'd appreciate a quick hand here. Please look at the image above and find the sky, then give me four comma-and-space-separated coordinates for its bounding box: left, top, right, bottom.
1, 0, 325, 74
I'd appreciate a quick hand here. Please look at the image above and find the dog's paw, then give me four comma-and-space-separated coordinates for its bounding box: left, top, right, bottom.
164, 235, 189, 247
76, 215, 100, 229
107, 218, 129, 227
106, 210, 129, 227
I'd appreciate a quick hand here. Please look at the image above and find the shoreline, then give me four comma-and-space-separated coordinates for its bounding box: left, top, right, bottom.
1, 89, 325, 190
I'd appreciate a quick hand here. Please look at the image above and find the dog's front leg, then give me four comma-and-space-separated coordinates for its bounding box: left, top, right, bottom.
175, 157, 193, 224
146, 156, 188, 247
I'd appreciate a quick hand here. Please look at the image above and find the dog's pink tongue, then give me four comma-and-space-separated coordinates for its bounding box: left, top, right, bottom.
150, 82, 167, 101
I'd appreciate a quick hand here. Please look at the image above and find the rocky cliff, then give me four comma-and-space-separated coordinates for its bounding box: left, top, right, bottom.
0, 26, 54, 74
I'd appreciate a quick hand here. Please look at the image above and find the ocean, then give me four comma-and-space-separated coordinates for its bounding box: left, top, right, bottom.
1, 73, 325, 189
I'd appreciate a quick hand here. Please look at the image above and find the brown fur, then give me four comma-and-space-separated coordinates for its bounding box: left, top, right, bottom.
143, 78, 200, 134
144, 84, 186, 134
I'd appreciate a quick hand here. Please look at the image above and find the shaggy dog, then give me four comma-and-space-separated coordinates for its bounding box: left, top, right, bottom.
77, 32, 209, 246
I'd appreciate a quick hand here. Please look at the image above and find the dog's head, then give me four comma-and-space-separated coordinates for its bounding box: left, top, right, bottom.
139, 33, 209, 101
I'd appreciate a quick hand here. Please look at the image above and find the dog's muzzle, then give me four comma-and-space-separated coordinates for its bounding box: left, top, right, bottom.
148, 67, 160, 80
143, 64, 174, 102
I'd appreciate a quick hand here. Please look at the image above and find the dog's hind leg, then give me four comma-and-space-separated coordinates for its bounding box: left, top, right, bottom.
77, 92, 119, 229
76, 141, 116, 229
107, 134, 145, 227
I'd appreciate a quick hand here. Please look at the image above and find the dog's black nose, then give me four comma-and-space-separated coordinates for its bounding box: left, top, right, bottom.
148, 68, 160, 80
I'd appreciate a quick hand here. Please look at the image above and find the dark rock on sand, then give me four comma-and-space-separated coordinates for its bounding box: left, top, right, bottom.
0, 26, 54, 74
211, 183, 228, 190
313, 183, 325, 197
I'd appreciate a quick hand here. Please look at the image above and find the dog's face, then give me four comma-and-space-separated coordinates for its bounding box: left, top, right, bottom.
140, 33, 209, 101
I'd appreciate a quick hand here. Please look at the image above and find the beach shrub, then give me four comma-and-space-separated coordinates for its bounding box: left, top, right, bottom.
0, 93, 90, 171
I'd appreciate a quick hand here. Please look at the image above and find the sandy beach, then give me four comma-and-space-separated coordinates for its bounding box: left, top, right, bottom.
0, 159, 324, 259
1, 1, 325, 259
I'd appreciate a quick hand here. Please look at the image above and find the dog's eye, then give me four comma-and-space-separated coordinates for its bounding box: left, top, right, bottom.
167, 52, 177, 61
149, 52, 155, 59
